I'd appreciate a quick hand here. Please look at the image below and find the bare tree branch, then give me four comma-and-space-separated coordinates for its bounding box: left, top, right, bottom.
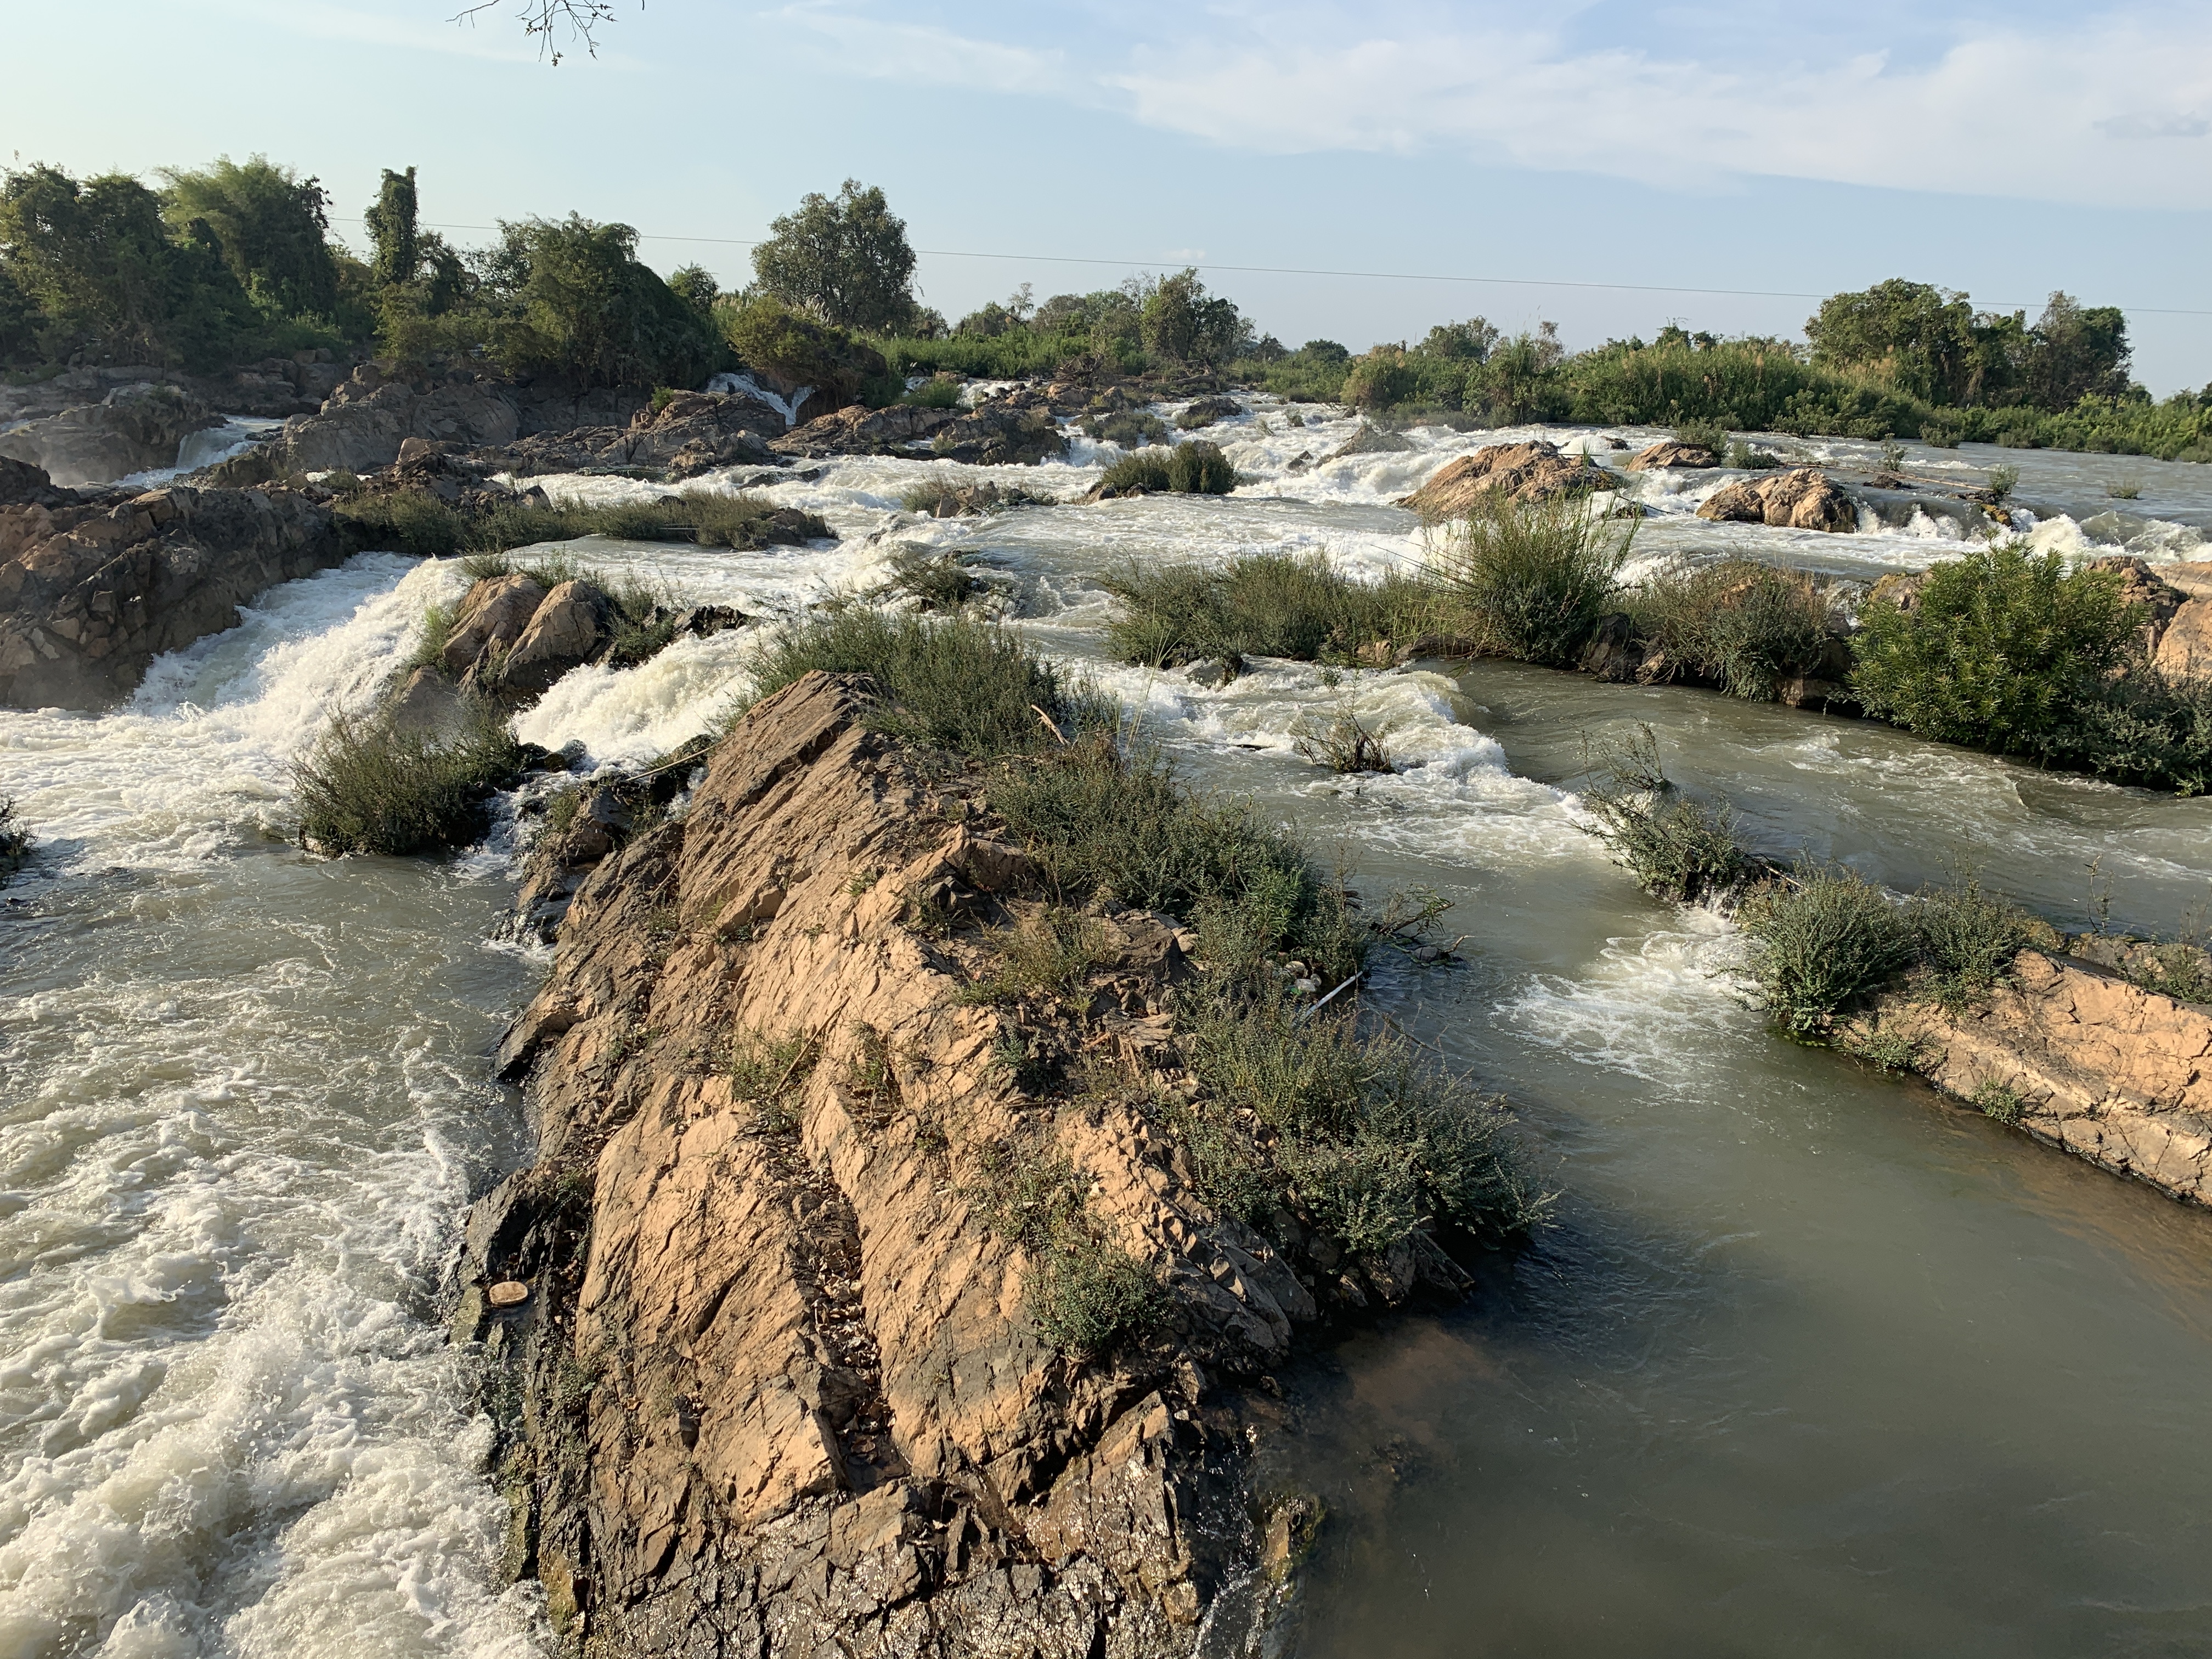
452, 1, 640, 64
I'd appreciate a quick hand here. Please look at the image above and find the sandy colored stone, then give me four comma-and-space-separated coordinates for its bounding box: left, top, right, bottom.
1849, 950, 2212, 1203
439, 572, 546, 678
1395, 441, 1607, 516
1695, 467, 1857, 532
2153, 597, 2212, 681
1623, 440, 1719, 471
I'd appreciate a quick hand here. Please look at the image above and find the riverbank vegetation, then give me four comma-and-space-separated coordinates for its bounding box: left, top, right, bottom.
743, 607, 1542, 1345
294, 702, 525, 856
0, 796, 29, 887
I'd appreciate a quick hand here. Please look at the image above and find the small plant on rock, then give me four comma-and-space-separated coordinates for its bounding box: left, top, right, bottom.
1736, 861, 1917, 1035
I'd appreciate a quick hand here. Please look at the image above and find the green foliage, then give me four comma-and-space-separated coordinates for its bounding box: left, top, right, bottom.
158, 154, 338, 321
338, 488, 827, 562
968, 1143, 1163, 1356
1234, 338, 1352, 403
0, 163, 258, 369
885, 546, 978, 610
666, 263, 718, 318
1426, 490, 1633, 667
716, 1026, 821, 1135
750, 178, 923, 333
1292, 700, 1395, 774
1737, 862, 1918, 1035
476, 214, 722, 390
900, 374, 963, 409
1630, 558, 1835, 699
336, 489, 465, 557
1341, 347, 1422, 411
0, 796, 30, 888
1803, 278, 2014, 405
1101, 551, 1429, 667
294, 702, 524, 856
959, 908, 1108, 1006
1578, 725, 1751, 903
2057, 662, 2212, 796
1082, 409, 1171, 448
364, 167, 420, 289
1972, 1079, 2027, 1125
717, 294, 890, 408
1912, 876, 2043, 1012
2127, 943, 2212, 1006
748, 607, 1096, 759
1097, 441, 1237, 497
1850, 543, 2141, 761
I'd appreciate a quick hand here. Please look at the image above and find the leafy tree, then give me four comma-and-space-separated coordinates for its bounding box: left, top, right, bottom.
667, 263, 719, 318
1421, 318, 1499, 362
159, 155, 337, 318
479, 215, 720, 388
0, 163, 255, 368
716, 294, 890, 408
1805, 279, 1988, 404
0, 258, 39, 363
364, 167, 421, 287
1138, 268, 1250, 364
751, 179, 920, 332
2021, 291, 2131, 407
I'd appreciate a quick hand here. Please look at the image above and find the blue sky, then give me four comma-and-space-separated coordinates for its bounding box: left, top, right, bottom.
8, 0, 2211, 391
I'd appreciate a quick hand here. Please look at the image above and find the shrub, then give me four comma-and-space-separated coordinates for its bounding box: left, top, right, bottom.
1293, 702, 1395, 773
1426, 491, 1634, 667
1850, 543, 2140, 760
1673, 419, 1728, 452
1631, 558, 1834, 700
1985, 463, 2020, 503
2061, 662, 2212, 795
1102, 552, 1408, 667
0, 795, 30, 887
589, 489, 830, 550
1920, 414, 1963, 448
1724, 439, 1778, 470
294, 702, 524, 855
960, 908, 1108, 1006
968, 1143, 1163, 1356
901, 374, 963, 409
1912, 876, 2043, 1011
1578, 724, 1751, 902
1737, 862, 1918, 1034
885, 546, 978, 611
1096, 442, 1237, 497
748, 607, 1097, 758
337, 490, 464, 557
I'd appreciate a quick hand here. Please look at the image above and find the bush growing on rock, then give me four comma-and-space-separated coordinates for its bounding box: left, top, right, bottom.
1095, 442, 1237, 498
1102, 552, 1429, 668
0, 796, 30, 887
1737, 862, 1918, 1035
1630, 558, 1836, 700
294, 702, 524, 856
1578, 725, 1752, 903
1850, 544, 2141, 760
1426, 491, 1633, 667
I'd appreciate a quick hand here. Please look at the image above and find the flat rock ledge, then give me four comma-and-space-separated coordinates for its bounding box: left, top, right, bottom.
1847, 949, 2212, 1203
461, 672, 1465, 1656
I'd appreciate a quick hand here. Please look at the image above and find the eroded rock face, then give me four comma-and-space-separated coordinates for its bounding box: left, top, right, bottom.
0, 471, 342, 708
0, 382, 223, 486
465, 674, 1436, 1655
2154, 597, 2212, 680
1695, 467, 1857, 532
1395, 441, 1609, 515
1849, 950, 2212, 1203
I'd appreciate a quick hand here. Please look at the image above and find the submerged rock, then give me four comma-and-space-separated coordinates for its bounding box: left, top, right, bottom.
1326, 422, 1414, 460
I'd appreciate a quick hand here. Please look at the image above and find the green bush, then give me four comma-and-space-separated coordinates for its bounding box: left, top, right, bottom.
1578, 724, 1751, 902
337, 490, 464, 557
1850, 543, 2140, 760
1912, 876, 2043, 1011
1102, 552, 1416, 667
1737, 862, 1918, 1035
748, 607, 1098, 759
1427, 491, 1633, 667
900, 375, 963, 409
2059, 663, 2212, 796
294, 703, 524, 855
1082, 409, 1171, 448
1631, 558, 1835, 700
1096, 442, 1238, 497
968, 1143, 1163, 1356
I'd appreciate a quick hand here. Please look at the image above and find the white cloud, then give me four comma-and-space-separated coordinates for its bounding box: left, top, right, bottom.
773, 2, 2212, 210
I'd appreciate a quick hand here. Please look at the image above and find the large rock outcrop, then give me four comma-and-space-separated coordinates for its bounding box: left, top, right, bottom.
0, 382, 223, 486
1623, 439, 1718, 470
0, 465, 343, 708
1395, 441, 1609, 516
465, 674, 1460, 1655
1695, 467, 1858, 532
1849, 949, 2212, 1203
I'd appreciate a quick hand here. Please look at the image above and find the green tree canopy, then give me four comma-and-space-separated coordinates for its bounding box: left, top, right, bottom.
2021, 291, 2132, 407
364, 167, 421, 287
479, 214, 721, 389
1804, 278, 1993, 404
750, 179, 920, 332
159, 155, 337, 319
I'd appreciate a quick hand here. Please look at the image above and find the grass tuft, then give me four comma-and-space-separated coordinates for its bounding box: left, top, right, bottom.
1425, 490, 1633, 667
295, 701, 524, 856
1736, 861, 1917, 1035
1630, 558, 1835, 700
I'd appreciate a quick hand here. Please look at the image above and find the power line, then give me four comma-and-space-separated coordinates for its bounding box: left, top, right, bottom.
327, 216, 2212, 319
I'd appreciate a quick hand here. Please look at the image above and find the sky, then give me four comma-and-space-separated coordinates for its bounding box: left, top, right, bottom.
6, 0, 2211, 391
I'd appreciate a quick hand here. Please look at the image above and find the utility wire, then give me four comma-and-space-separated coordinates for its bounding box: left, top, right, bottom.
325, 216, 2212, 319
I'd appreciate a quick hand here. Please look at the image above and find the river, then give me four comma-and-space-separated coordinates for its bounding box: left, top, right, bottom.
2, 402, 2208, 1656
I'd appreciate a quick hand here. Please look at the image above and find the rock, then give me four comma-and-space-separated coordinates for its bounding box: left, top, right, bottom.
669, 603, 746, 639
2089, 554, 2186, 659
466, 671, 1364, 1653
1845, 950, 2212, 1204
2155, 561, 2212, 602
1176, 395, 1243, 429
0, 382, 223, 486
497, 579, 612, 695
1578, 612, 1637, 680
1623, 439, 1719, 471
0, 479, 344, 709
1285, 450, 1316, 473
1327, 422, 1414, 460
1695, 467, 1858, 532
1867, 571, 1927, 613
771, 403, 960, 458
441, 573, 549, 678
924, 404, 1068, 466
384, 664, 464, 734
1183, 658, 1238, 689
2155, 598, 2212, 680
1395, 441, 1609, 516
487, 1281, 529, 1308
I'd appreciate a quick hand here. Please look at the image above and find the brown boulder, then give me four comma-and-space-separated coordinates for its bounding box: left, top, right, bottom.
770, 402, 959, 457
1395, 440, 1607, 516
499, 579, 612, 695
441, 573, 548, 678
1623, 440, 1719, 471
2155, 598, 2212, 680
1695, 467, 1858, 532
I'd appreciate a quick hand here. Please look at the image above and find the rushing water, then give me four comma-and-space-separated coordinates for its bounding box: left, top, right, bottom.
3, 397, 2210, 1656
